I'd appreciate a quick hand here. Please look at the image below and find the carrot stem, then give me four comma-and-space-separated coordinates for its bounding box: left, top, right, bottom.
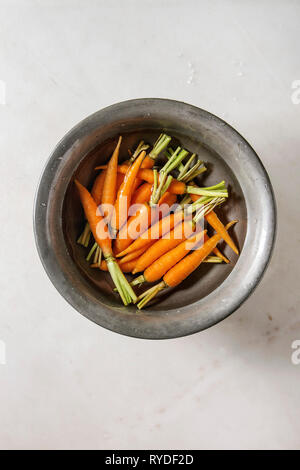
131, 274, 146, 287
185, 166, 207, 182
94, 246, 100, 264
165, 148, 189, 174
148, 134, 172, 161
129, 141, 150, 163
86, 242, 97, 261
187, 186, 228, 198
180, 195, 192, 206
78, 222, 91, 247
177, 154, 197, 180
153, 169, 158, 196
180, 161, 205, 183
167, 148, 206, 183
150, 147, 188, 205
193, 197, 225, 223
137, 282, 166, 309
204, 256, 224, 263
161, 175, 174, 197
106, 257, 137, 305
150, 172, 167, 206
97, 247, 102, 267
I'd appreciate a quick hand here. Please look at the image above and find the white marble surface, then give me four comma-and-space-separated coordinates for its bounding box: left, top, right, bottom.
0, 0, 299, 450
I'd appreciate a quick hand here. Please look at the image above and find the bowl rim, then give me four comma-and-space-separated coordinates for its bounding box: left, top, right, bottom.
33, 98, 277, 339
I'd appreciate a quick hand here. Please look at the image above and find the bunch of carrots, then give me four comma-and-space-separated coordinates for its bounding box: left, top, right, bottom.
75, 133, 239, 309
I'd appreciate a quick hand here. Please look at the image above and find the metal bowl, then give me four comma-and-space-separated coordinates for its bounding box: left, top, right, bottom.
34, 98, 276, 339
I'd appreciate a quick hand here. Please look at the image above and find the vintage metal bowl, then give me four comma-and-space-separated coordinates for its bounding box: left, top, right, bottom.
34, 98, 276, 339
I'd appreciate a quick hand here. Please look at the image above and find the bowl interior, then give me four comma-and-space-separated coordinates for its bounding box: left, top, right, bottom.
63, 128, 247, 311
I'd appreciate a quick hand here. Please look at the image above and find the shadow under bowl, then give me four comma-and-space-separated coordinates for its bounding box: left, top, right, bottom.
34, 99, 276, 339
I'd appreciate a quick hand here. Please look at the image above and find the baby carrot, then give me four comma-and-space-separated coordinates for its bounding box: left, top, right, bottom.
116, 209, 185, 258
118, 246, 151, 265
190, 192, 238, 254
112, 150, 146, 231
131, 183, 152, 205
75, 180, 137, 305
132, 196, 226, 275
114, 203, 153, 254
165, 221, 237, 287
204, 232, 229, 263
157, 192, 177, 216
76, 180, 111, 256
115, 191, 176, 255
205, 210, 239, 255
91, 170, 106, 205
132, 218, 196, 275
78, 170, 106, 246
116, 172, 125, 192
137, 221, 237, 308
133, 229, 205, 285
101, 136, 122, 221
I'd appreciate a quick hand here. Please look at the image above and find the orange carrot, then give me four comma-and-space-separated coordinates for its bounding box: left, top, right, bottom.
204, 232, 229, 264
75, 180, 111, 257
156, 191, 177, 215
141, 157, 155, 169
112, 150, 146, 231
114, 191, 176, 255
205, 211, 239, 255
165, 221, 237, 287
80, 168, 125, 248
132, 198, 228, 274
91, 170, 106, 205
101, 136, 122, 220
118, 246, 151, 265
131, 183, 152, 205
133, 229, 205, 285
190, 192, 238, 255
137, 221, 237, 308
84, 169, 118, 260
116, 209, 185, 258
116, 172, 125, 192
75, 180, 137, 305
115, 203, 153, 254
78, 170, 106, 246
132, 219, 196, 274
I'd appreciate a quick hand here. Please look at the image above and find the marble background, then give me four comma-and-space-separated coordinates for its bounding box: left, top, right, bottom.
0, 0, 299, 450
